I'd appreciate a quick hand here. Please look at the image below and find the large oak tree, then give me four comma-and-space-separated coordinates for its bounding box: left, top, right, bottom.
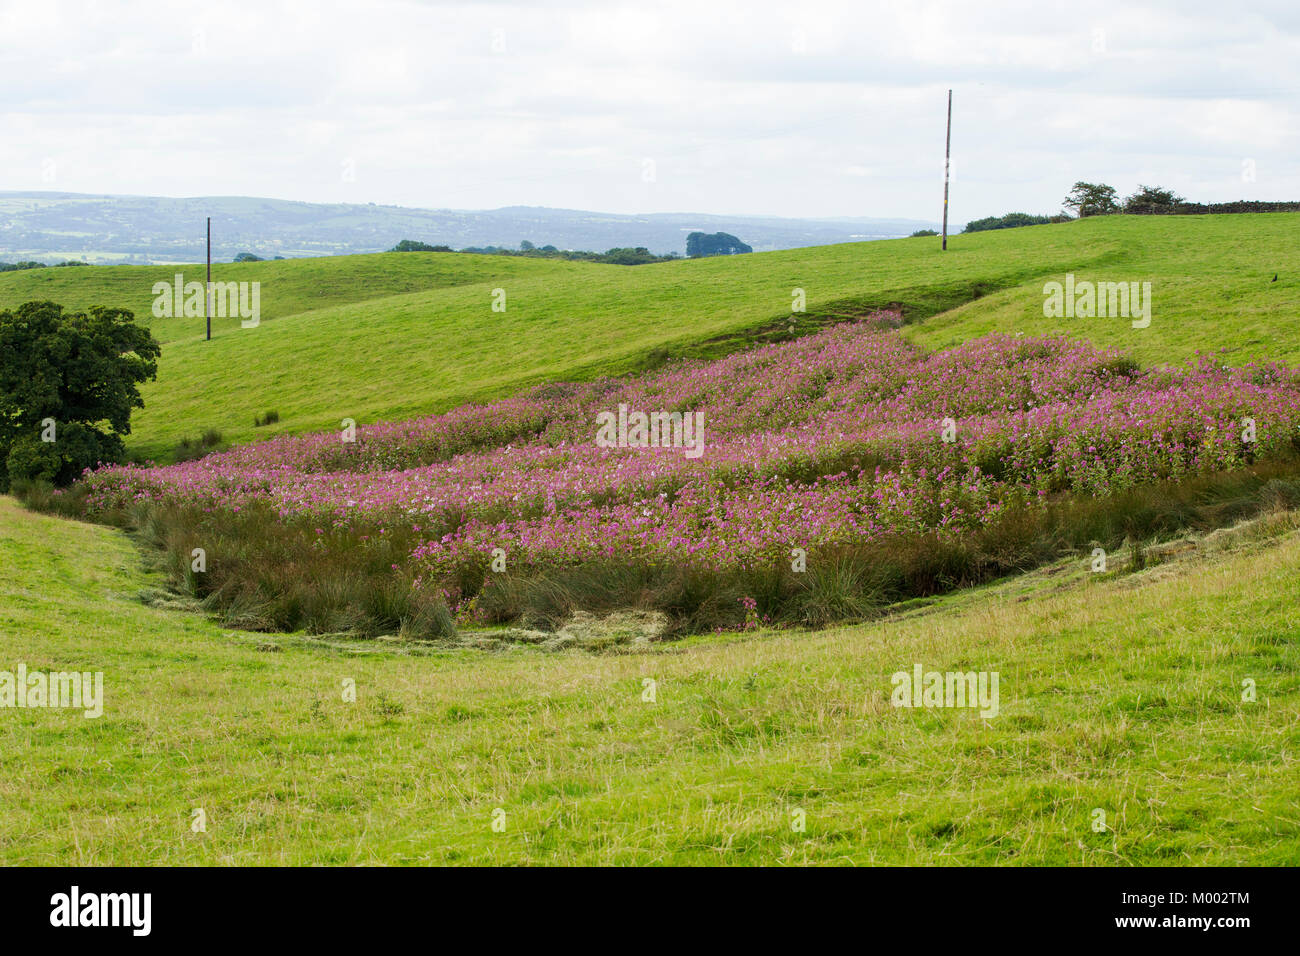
0, 300, 160, 490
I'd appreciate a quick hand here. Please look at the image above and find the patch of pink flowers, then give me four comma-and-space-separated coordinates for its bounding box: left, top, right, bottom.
74, 324, 1300, 587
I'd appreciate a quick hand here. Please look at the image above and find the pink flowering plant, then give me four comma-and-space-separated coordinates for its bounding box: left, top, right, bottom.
54, 322, 1300, 636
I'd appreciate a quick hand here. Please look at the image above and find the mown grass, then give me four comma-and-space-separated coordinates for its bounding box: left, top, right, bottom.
1, 493, 1296, 864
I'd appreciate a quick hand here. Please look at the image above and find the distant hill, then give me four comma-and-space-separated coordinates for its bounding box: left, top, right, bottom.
0, 192, 937, 263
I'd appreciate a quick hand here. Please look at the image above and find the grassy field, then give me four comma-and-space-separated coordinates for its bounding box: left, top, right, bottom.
909, 214, 1300, 364
6, 213, 1297, 461
1, 493, 1296, 865
4, 214, 1300, 865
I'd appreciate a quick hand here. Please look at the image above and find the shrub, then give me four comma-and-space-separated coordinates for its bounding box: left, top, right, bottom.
388, 239, 452, 252
964, 213, 1058, 233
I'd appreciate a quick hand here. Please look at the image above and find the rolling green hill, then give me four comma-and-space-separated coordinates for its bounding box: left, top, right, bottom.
0, 252, 575, 345
3, 213, 1298, 462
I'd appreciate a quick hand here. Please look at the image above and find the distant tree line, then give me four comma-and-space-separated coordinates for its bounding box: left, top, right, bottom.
1064, 182, 1300, 218
1, 254, 284, 269
0, 260, 91, 272
387, 238, 683, 265
233, 252, 285, 262
963, 182, 1300, 234
389, 240, 453, 253
387, 231, 757, 262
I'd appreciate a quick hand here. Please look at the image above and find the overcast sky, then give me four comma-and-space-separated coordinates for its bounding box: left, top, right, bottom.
2, 0, 1296, 222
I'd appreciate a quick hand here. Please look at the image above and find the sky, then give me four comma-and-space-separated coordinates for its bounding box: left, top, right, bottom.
2, 0, 1296, 223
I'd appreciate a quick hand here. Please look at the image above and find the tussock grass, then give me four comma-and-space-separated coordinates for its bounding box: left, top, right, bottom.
465, 461, 1300, 636
170, 429, 224, 463
29, 459, 1300, 642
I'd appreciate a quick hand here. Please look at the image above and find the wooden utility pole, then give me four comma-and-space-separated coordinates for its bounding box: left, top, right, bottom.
942, 89, 952, 251
205, 217, 212, 341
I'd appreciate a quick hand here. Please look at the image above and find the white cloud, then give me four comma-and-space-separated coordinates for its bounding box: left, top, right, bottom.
0, 0, 1295, 221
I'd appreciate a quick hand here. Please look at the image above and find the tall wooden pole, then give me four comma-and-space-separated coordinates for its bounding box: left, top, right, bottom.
942, 89, 952, 251
205, 217, 212, 341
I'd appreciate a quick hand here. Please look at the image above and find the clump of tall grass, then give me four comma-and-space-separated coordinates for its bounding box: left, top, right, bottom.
17, 458, 1300, 641
117, 499, 456, 639
461, 459, 1300, 635
172, 429, 224, 462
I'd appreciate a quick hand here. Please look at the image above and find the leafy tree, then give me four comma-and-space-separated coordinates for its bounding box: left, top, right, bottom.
685, 232, 753, 258
1123, 185, 1186, 214
233, 252, 264, 262
519, 240, 535, 251
910, 229, 939, 237
0, 301, 160, 490
1063, 182, 1120, 217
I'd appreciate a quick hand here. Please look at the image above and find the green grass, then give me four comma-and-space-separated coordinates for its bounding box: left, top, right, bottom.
12, 214, 1299, 460
0, 252, 573, 346
2, 493, 1296, 865
908, 214, 1300, 366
